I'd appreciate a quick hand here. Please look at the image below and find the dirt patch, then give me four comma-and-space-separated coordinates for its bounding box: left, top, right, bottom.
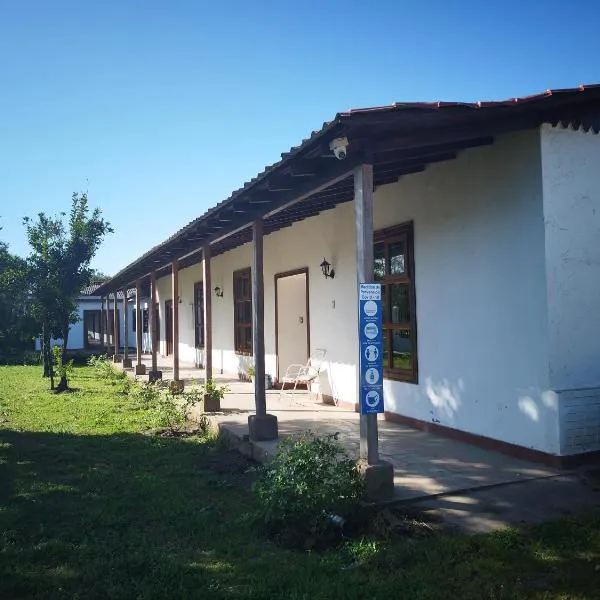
201, 448, 257, 487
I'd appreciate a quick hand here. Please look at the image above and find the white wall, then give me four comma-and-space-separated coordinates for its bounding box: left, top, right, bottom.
157, 129, 563, 453
156, 199, 359, 397
156, 263, 203, 365
35, 296, 136, 352
374, 129, 556, 453
540, 123, 600, 454
202, 218, 358, 390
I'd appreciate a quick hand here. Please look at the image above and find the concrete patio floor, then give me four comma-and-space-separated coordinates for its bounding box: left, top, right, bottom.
122, 355, 600, 533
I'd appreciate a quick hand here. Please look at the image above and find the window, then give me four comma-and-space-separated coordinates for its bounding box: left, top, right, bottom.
132, 310, 136, 332
194, 282, 204, 348
374, 222, 417, 383
233, 268, 252, 354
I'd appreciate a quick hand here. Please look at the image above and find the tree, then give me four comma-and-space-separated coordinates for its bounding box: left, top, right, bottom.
24, 192, 112, 391
90, 269, 110, 284
0, 241, 38, 363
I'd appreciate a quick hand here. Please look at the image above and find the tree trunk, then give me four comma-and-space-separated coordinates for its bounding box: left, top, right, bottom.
55, 324, 70, 392
56, 375, 68, 392
42, 320, 50, 377
49, 341, 54, 390
61, 324, 69, 365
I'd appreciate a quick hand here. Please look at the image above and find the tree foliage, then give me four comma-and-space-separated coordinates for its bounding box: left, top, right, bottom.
24, 192, 112, 389
0, 240, 38, 363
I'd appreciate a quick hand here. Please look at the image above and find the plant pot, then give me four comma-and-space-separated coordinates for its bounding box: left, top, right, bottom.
204, 393, 221, 412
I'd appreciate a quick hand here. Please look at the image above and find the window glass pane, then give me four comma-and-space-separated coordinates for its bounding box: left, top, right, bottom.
391, 283, 410, 324
244, 327, 252, 351
389, 240, 406, 275
374, 243, 386, 280
242, 276, 249, 298
392, 328, 412, 370
381, 283, 388, 324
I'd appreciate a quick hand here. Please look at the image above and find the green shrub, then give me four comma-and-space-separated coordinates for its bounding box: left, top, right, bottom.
132, 380, 163, 406
51, 345, 74, 381
202, 379, 229, 403
153, 382, 196, 432
88, 354, 114, 379
253, 432, 364, 544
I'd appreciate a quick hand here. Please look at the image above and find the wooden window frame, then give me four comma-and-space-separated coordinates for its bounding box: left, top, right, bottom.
233, 267, 252, 355
374, 221, 418, 384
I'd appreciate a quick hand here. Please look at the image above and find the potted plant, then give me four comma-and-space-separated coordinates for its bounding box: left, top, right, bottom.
203, 379, 228, 412
246, 365, 255, 382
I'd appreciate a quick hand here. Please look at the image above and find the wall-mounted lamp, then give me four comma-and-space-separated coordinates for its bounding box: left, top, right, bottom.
178, 296, 183, 304
320, 258, 335, 279
214, 286, 224, 298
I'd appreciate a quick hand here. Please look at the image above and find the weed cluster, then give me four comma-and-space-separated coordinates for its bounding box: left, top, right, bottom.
87, 355, 227, 434
253, 431, 364, 548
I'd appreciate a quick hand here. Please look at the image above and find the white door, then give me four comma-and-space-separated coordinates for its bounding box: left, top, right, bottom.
276, 272, 308, 379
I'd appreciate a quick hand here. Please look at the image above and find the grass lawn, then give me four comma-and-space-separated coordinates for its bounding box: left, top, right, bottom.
1, 366, 600, 599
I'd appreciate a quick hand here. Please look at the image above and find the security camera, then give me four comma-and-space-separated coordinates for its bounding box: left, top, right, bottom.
329, 137, 349, 160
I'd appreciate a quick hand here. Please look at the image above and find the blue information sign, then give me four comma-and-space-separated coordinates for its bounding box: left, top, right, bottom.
358, 283, 384, 414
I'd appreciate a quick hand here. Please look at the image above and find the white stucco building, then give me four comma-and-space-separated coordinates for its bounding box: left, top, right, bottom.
97, 85, 600, 468
36, 285, 137, 353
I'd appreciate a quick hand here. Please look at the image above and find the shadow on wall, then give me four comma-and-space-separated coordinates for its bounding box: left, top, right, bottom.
424, 377, 464, 424
417, 375, 560, 452
236, 355, 254, 381
195, 348, 205, 369
315, 360, 354, 405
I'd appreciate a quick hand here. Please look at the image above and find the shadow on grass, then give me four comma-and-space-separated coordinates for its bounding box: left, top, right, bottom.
0, 428, 259, 600
1, 427, 600, 600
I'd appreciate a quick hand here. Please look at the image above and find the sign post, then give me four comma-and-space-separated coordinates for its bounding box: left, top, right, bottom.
358, 283, 384, 415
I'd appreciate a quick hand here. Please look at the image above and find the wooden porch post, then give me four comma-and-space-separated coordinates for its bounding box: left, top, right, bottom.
248, 218, 278, 441
354, 163, 394, 499
100, 296, 105, 352
122, 288, 132, 368
172, 260, 182, 388
104, 295, 110, 354
202, 245, 212, 382
149, 270, 162, 382
135, 279, 146, 375
112, 291, 121, 362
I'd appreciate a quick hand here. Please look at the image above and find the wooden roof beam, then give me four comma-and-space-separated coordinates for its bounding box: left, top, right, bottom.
364, 114, 536, 154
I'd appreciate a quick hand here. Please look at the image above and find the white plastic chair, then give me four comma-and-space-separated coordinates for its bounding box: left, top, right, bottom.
279, 348, 327, 402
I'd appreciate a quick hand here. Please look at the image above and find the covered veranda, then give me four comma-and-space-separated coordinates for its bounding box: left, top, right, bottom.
115, 353, 564, 532
94, 87, 600, 500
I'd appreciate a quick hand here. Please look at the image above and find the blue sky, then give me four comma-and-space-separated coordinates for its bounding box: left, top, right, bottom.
1, 0, 598, 274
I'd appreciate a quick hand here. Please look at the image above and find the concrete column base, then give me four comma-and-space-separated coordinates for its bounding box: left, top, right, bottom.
122, 358, 132, 368
358, 459, 395, 501
135, 363, 147, 375
248, 414, 278, 441
148, 370, 163, 383
113, 355, 122, 364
